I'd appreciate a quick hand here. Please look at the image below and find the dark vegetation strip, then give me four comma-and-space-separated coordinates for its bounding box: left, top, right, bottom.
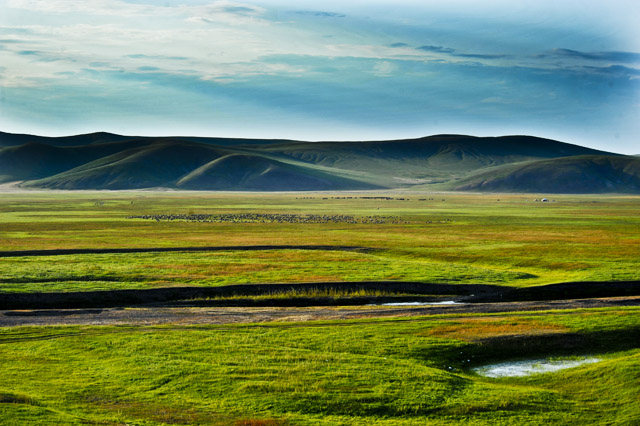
127, 213, 407, 224
494, 280, 640, 302
0, 282, 496, 310
0, 245, 373, 258
2, 280, 640, 310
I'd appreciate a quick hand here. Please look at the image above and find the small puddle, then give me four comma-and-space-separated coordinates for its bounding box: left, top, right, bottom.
473, 357, 602, 378
369, 301, 463, 306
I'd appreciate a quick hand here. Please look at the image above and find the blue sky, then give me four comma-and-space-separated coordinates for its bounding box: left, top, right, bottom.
0, 0, 638, 153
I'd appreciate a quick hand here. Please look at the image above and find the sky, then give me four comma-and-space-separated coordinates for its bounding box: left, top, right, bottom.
0, 0, 638, 153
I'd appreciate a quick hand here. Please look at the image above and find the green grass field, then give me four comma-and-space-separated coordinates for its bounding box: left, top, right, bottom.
1, 191, 639, 425
1, 308, 639, 425
1, 191, 639, 293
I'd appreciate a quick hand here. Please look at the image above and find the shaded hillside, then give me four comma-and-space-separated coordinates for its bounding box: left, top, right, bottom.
452, 155, 640, 193
0, 131, 130, 147
177, 154, 377, 190
0, 139, 154, 183
0, 131, 291, 148
262, 135, 614, 172
0, 143, 86, 183
22, 141, 377, 191
23, 141, 230, 190
4, 131, 637, 193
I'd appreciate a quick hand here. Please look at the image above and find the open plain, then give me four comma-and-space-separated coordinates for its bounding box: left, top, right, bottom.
3, 0, 639, 422
1, 191, 639, 425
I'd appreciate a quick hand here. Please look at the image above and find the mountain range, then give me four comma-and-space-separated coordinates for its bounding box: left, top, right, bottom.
1, 131, 638, 193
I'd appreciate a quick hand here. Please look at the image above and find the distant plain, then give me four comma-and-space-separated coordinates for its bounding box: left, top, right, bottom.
1, 191, 639, 292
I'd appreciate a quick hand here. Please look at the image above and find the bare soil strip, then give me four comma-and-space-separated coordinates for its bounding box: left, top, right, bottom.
1, 296, 639, 327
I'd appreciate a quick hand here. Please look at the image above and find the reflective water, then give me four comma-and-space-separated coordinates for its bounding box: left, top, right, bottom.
371, 301, 462, 306
473, 357, 602, 378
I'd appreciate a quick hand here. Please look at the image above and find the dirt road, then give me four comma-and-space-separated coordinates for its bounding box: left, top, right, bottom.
2, 296, 638, 327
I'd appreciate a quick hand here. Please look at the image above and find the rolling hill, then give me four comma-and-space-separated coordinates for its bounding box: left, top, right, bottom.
22, 141, 231, 190
0, 131, 130, 147
451, 155, 640, 193
176, 154, 376, 191
0, 138, 155, 183
2, 131, 638, 193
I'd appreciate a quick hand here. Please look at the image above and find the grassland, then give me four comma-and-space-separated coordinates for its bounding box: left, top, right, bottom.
1, 308, 639, 425
1, 191, 639, 425
1, 191, 639, 293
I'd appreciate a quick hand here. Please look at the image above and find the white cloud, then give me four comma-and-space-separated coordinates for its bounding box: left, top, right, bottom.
480, 97, 516, 105
180, 1, 268, 26
6, 0, 268, 24
0, 1, 285, 87
6, 0, 154, 16
372, 61, 397, 76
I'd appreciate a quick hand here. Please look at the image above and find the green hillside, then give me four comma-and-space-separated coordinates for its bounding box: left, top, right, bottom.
264, 135, 611, 170
0, 143, 84, 183
0, 131, 130, 147
0, 139, 157, 183
176, 154, 377, 190
4, 131, 638, 193
23, 141, 229, 190
451, 155, 640, 193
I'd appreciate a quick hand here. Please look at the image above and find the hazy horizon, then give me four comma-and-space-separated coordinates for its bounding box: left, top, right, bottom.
1, 0, 638, 154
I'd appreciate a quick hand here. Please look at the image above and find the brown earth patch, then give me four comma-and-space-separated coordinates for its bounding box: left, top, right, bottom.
83, 395, 233, 425
235, 419, 289, 426
425, 318, 569, 341
1, 297, 639, 328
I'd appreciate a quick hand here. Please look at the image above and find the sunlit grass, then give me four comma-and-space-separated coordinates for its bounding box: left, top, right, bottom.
0, 308, 638, 425
1, 191, 639, 424
1, 192, 639, 292
0, 249, 534, 293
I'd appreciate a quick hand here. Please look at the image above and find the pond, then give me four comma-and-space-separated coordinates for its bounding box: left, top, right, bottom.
371, 301, 463, 306
473, 357, 602, 378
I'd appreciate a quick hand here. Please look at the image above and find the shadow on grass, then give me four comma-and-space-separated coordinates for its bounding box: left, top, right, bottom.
0, 282, 500, 310
0, 245, 373, 258
2, 280, 640, 310
444, 328, 640, 370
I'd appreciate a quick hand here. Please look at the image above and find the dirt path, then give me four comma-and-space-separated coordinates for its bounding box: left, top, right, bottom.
2, 296, 639, 327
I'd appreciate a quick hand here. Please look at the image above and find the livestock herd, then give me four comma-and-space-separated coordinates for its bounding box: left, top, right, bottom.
126, 213, 408, 224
